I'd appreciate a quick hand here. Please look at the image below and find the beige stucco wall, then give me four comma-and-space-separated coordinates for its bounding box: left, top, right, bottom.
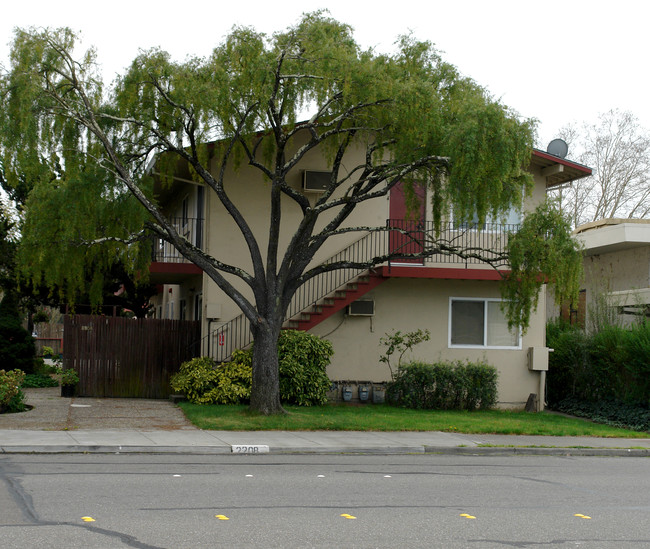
584, 247, 650, 294
200, 133, 387, 332
582, 246, 650, 327
310, 277, 546, 409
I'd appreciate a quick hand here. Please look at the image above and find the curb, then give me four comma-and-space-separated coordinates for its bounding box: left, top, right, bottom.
424, 446, 650, 457
2, 445, 649, 456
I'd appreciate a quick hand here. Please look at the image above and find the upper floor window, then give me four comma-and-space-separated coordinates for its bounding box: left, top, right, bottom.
453, 204, 522, 231
449, 297, 520, 349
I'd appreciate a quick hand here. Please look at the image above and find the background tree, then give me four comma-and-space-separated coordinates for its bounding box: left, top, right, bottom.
0, 290, 36, 374
0, 14, 581, 414
549, 110, 650, 228
0, 149, 155, 317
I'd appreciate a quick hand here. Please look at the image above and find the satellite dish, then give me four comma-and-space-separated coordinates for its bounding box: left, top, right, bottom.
547, 138, 568, 159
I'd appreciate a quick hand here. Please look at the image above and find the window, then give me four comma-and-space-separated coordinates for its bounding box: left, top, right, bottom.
194, 293, 202, 322
449, 298, 520, 348
453, 205, 522, 230
179, 299, 187, 321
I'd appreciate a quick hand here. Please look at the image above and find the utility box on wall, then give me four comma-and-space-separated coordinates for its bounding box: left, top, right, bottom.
205, 303, 222, 320
527, 347, 551, 371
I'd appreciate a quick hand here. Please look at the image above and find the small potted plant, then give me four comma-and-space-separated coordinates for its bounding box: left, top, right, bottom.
58, 367, 80, 397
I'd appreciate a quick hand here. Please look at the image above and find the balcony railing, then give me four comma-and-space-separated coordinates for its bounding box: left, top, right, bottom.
388, 219, 519, 268
151, 217, 204, 263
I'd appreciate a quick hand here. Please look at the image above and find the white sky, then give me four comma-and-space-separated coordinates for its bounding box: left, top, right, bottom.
2, 0, 649, 156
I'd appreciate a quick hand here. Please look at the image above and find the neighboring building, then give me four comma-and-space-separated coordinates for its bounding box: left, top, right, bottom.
149, 139, 591, 410
572, 218, 650, 329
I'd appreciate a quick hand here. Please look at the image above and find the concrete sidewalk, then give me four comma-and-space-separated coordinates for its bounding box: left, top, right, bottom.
1, 388, 649, 457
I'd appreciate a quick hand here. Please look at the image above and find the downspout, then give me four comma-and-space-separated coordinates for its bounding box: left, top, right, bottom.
539, 369, 546, 412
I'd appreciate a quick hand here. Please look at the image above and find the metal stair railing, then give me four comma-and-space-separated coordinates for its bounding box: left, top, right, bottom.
203, 230, 388, 362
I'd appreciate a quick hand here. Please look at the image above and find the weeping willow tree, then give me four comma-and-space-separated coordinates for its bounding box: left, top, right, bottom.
0, 13, 581, 414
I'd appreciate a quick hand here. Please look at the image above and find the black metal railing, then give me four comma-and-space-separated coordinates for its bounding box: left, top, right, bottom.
418, 220, 518, 267
201, 220, 519, 362
151, 217, 204, 263
202, 314, 251, 363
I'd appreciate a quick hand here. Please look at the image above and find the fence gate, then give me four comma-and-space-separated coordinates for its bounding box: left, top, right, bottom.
63, 315, 200, 398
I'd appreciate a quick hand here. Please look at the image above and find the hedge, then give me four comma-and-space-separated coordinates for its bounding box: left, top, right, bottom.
547, 320, 650, 406
387, 360, 498, 410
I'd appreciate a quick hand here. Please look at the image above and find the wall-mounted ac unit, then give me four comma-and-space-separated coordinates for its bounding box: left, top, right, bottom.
303, 170, 331, 192
348, 300, 375, 316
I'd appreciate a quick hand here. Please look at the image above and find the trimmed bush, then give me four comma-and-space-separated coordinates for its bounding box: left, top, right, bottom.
387, 360, 498, 410
277, 330, 333, 406
0, 369, 26, 414
170, 331, 333, 406
170, 352, 252, 405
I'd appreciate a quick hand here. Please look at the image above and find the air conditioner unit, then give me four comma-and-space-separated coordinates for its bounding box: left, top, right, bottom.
348, 300, 375, 316
303, 170, 331, 192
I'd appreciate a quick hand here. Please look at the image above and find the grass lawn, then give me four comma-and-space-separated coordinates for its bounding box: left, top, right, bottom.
178, 402, 649, 438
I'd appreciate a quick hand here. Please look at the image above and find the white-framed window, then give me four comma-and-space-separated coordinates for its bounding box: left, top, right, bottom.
453, 204, 522, 231
448, 297, 520, 349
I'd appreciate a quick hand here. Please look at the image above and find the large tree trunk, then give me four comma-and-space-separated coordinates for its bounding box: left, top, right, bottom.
249, 321, 285, 415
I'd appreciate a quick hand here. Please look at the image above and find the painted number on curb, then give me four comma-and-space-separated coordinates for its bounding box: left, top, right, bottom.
232, 445, 270, 454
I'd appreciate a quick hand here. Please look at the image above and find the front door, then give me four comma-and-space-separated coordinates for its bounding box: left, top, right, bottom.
388, 182, 426, 264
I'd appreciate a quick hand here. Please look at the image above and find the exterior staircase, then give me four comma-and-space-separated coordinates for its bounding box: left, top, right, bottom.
286, 271, 387, 331
204, 229, 389, 361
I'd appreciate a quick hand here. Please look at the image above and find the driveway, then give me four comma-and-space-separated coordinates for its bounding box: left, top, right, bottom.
0, 387, 196, 430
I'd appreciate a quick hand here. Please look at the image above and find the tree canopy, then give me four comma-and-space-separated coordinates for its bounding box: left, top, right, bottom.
550, 110, 650, 227
0, 13, 581, 413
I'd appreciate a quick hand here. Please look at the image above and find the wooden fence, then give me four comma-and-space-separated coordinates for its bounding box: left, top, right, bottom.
34, 321, 65, 356
63, 315, 200, 398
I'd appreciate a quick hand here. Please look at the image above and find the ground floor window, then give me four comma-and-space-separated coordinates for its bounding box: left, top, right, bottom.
449, 297, 520, 349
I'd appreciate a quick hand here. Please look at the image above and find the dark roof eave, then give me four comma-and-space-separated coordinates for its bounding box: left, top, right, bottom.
531, 149, 592, 187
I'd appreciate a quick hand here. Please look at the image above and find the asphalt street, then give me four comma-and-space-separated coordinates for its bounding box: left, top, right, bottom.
1, 453, 649, 548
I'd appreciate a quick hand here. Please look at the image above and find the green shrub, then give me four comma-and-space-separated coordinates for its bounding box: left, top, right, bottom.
22, 373, 59, 388
0, 293, 35, 374
546, 319, 589, 405
170, 352, 252, 405
0, 369, 26, 414
277, 330, 333, 406
34, 357, 60, 375
41, 346, 55, 358
170, 331, 333, 406
547, 320, 650, 406
554, 397, 650, 432
387, 360, 497, 410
